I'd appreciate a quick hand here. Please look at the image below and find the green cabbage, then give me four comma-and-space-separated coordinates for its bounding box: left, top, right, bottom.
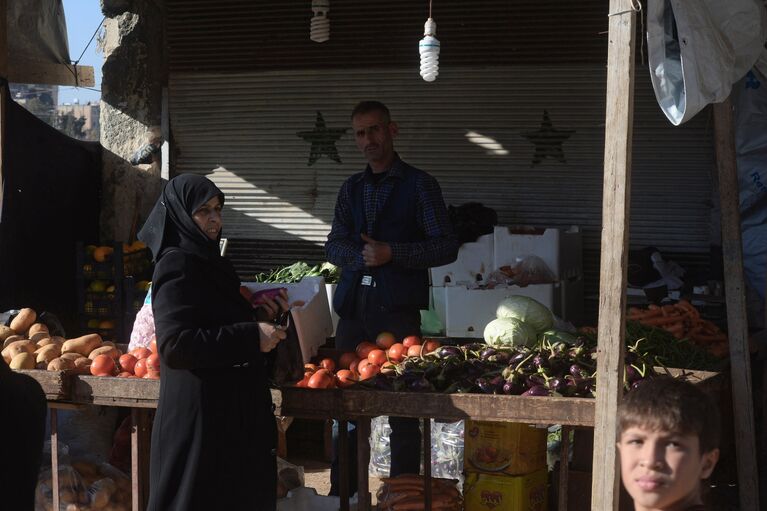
538, 329, 578, 346
495, 295, 554, 333
483, 317, 537, 347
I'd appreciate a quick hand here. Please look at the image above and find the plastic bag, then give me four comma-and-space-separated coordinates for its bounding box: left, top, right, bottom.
36, 449, 89, 511
485, 256, 556, 288
276, 457, 305, 499
128, 302, 155, 351
647, 0, 767, 125
270, 311, 305, 386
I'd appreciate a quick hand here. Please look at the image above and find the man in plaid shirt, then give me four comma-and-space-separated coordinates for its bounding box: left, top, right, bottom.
326, 101, 458, 495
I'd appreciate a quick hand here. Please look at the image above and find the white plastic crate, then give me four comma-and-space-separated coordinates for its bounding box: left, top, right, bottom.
431, 280, 583, 338
243, 276, 332, 362
493, 226, 582, 280
430, 233, 494, 287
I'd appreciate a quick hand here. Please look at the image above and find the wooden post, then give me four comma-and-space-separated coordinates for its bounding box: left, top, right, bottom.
338, 420, 350, 511
356, 418, 371, 511
712, 98, 760, 510
591, 1, 636, 509
51, 408, 60, 511
558, 426, 572, 511
422, 418, 432, 511
131, 408, 152, 511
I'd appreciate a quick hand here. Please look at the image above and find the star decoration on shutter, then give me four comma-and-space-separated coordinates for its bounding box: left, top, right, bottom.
520, 110, 575, 166
296, 111, 348, 166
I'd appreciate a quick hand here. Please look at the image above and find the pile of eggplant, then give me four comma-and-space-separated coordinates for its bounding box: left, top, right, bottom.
362, 339, 657, 397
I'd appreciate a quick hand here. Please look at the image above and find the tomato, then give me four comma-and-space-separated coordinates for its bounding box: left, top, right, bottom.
117, 371, 133, 378
319, 358, 336, 373
146, 353, 161, 373
387, 343, 406, 362
335, 369, 358, 388
349, 359, 360, 375
358, 363, 380, 380
150, 335, 158, 354
367, 349, 388, 366
338, 352, 359, 370
143, 371, 160, 380
308, 369, 333, 389
375, 332, 396, 350
407, 344, 424, 358
355, 341, 377, 360
402, 335, 421, 348
90, 354, 116, 377
357, 358, 371, 373
132, 347, 152, 360
118, 354, 137, 374
134, 358, 148, 378
296, 377, 309, 388
423, 339, 441, 354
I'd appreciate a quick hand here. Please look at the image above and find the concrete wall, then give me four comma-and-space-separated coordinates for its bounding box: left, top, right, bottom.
99, 0, 165, 243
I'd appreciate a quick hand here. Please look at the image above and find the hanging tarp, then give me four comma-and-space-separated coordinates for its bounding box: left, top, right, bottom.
7, 0, 70, 66
647, 0, 767, 126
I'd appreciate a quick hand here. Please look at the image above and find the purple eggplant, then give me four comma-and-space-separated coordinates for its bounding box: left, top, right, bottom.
522, 385, 550, 397
476, 377, 495, 394
436, 345, 462, 359
545, 377, 565, 393
503, 379, 526, 395
570, 364, 590, 380
526, 373, 546, 388
408, 377, 434, 392
480, 347, 498, 360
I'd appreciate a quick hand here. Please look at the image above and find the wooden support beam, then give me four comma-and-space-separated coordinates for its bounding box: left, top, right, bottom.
8, 58, 94, 87
713, 98, 761, 510
591, 1, 637, 509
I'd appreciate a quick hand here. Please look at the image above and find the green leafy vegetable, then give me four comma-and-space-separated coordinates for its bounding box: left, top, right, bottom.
254, 261, 340, 284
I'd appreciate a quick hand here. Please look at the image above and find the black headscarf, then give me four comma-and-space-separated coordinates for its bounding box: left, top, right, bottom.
138, 174, 225, 263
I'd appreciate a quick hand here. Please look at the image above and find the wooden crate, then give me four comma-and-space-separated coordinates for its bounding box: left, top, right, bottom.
16, 369, 71, 400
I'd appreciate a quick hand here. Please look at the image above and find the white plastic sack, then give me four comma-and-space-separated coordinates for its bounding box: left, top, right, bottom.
647, 0, 767, 125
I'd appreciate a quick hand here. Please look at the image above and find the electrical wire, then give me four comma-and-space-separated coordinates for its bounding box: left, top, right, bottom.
66, 16, 106, 89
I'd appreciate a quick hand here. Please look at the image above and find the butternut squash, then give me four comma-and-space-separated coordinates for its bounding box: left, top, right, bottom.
2, 339, 36, 361
2, 334, 24, 349
0, 325, 15, 343
47, 357, 76, 371
10, 352, 36, 370
10, 308, 36, 334
88, 345, 120, 360
62, 334, 103, 357
28, 322, 49, 337
36, 344, 62, 365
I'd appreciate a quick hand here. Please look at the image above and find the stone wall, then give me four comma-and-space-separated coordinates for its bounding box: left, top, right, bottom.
99, 0, 165, 243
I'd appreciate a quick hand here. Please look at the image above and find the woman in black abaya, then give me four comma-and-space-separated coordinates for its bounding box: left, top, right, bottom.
138, 174, 287, 511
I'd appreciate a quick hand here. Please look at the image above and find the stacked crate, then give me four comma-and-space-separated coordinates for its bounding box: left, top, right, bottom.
462, 420, 549, 510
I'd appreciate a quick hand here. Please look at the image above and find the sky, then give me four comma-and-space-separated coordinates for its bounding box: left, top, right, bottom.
58, 0, 104, 105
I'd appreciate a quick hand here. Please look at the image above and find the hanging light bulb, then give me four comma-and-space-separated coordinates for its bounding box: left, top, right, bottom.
310, 0, 330, 43
419, 17, 440, 82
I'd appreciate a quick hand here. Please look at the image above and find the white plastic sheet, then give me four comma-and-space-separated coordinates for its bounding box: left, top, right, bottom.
647, 0, 767, 125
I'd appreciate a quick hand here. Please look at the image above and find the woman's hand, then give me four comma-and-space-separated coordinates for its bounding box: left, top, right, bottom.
258, 322, 287, 353
255, 289, 290, 322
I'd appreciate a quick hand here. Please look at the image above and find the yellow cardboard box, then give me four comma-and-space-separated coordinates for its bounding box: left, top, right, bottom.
463, 420, 547, 476
464, 469, 548, 511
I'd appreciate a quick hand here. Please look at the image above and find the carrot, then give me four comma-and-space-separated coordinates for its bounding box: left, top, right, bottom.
639, 315, 684, 327
708, 343, 729, 358
690, 333, 728, 345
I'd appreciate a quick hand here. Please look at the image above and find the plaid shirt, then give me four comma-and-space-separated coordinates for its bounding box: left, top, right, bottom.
326, 156, 458, 271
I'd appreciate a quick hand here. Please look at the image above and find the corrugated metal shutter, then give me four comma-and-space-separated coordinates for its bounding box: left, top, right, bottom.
167, 1, 713, 320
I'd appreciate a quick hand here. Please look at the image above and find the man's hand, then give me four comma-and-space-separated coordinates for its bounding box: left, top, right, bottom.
258, 322, 287, 353
361, 233, 392, 267
255, 289, 290, 322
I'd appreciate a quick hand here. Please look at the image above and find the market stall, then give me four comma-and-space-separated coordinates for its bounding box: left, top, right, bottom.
2, 1, 765, 510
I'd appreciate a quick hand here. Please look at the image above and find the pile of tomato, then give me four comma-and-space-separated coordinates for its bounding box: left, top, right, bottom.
296, 333, 441, 389
90, 337, 161, 379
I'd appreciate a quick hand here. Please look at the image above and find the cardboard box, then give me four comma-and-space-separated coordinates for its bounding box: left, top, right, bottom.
493, 226, 582, 281
464, 469, 548, 511
430, 279, 583, 338
243, 276, 332, 362
464, 420, 547, 476
430, 233, 494, 287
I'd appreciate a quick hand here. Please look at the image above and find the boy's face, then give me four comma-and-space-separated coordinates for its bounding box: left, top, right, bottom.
617, 426, 719, 511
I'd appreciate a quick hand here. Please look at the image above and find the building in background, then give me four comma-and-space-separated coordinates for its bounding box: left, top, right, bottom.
10, 83, 100, 141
